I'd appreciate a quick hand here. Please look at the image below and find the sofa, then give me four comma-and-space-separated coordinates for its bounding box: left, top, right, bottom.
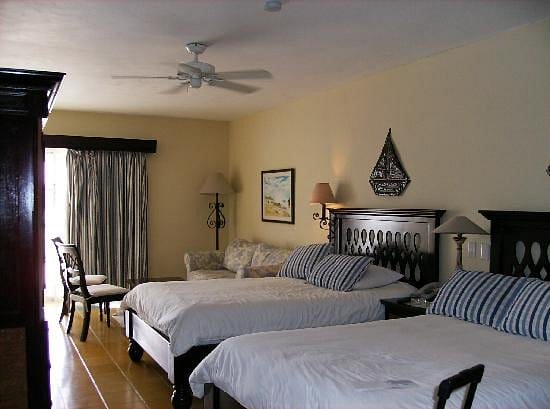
184, 239, 293, 280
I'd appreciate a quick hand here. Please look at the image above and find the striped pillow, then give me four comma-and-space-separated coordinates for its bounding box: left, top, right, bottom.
427, 269, 526, 328
278, 243, 331, 280
307, 254, 373, 292
499, 279, 550, 341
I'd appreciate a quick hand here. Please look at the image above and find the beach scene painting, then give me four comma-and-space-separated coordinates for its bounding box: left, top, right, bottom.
261, 168, 295, 224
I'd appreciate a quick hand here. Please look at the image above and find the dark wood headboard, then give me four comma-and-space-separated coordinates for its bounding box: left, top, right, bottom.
480, 210, 550, 281
330, 208, 445, 288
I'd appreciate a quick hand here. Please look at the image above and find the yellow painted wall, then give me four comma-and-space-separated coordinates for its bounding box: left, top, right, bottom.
45, 110, 230, 279
228, 18, 550, 280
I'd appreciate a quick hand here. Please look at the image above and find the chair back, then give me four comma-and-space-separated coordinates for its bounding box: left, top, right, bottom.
435, 364, 485, 409
52, 237, 71, 291
57, 243, 91, 298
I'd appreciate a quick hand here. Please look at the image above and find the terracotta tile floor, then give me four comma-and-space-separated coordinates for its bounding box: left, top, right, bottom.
47, 302, 202, 409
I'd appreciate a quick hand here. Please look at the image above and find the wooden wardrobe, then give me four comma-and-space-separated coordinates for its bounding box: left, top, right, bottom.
0, 68, 65, 409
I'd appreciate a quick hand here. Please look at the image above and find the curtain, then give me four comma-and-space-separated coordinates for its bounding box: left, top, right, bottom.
67, 150, 148, 287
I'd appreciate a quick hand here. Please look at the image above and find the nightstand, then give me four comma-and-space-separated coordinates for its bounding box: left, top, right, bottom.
381, 297, 427, 320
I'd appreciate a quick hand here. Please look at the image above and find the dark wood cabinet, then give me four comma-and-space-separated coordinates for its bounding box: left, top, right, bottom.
381, 297, 427, 320
0, 68, 64, 409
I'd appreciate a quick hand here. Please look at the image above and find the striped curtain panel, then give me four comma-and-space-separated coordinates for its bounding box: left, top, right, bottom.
67, 150, 148, 287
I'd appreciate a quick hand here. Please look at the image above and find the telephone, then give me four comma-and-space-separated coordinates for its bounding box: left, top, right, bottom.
412, 282, 440, 301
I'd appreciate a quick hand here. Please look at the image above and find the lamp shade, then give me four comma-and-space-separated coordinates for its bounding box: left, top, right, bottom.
310, 183, 335, 204
199, 172, 234, 195
434, 216, 488, 235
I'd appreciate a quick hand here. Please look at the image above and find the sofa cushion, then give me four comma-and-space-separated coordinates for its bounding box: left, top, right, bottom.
243, 264, 283, 278
188, 269, 237, 281
223, 239, 258, 273
184, 250, 225, 273
251, 243, 293, 267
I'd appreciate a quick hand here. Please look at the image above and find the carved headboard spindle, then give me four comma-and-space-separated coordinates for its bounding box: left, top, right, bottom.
479, 210, 550, 281
330, 208, 445, 288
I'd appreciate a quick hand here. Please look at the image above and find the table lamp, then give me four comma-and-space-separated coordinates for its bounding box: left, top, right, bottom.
434, 216, 488, 269
310, 183, 335, 230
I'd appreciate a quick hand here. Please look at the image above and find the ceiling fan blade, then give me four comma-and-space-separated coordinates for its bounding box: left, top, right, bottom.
112, 75, 178, 80
216, 70, 273, 80
178, 63, 201, 76
210, 80, 259, 94
160, 83, 188, 95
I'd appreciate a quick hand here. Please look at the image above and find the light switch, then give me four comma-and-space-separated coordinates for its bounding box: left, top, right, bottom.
480, 242, 490, 260
467, 241, 477, 257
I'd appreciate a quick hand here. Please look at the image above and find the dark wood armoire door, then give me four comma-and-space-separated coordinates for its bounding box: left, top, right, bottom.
0, 68, 64, 409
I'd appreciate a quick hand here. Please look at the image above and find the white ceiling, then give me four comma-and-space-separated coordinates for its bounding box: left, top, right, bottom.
1, 0, 549, 121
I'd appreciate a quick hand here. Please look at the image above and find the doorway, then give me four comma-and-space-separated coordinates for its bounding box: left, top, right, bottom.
44, 148, 67, 301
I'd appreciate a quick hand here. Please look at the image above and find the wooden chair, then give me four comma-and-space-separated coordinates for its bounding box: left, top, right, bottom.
52, 237, 107, 323
435, 364, 485, 409
57, 243, 129, 341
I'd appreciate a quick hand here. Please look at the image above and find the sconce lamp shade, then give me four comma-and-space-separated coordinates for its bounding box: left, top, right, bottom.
310, 183, 335, 204
434, 216, 488, 235
199, 172, 234, 195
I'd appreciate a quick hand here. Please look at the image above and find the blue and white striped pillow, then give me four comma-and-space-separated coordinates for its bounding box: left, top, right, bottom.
427, 269, 526, 328
307, 254, 373, 292
278, 243, 331, 280
499, 279, 550, 341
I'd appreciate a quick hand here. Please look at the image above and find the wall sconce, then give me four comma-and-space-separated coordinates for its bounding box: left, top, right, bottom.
310, 183, 335, 230
200, 172, 234, 250
434, 215, 488, 269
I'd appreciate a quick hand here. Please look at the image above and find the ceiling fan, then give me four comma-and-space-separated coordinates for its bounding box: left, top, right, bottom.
112, 42, 273, 94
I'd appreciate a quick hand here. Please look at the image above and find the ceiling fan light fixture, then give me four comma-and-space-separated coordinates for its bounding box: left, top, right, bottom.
264, 0, 282, 12
190, 77, 202, 88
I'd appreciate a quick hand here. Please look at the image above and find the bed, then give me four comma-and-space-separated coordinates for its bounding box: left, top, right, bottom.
190, 210, 550, 409
122, 208, 444, 409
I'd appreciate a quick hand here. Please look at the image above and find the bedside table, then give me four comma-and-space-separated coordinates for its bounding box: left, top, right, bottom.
381, 297, 427, 320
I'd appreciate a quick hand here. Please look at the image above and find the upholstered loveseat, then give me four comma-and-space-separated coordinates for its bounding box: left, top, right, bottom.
184, 239, 292, 280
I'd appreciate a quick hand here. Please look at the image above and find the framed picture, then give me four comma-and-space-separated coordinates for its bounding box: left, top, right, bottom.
261, 168, 295, 224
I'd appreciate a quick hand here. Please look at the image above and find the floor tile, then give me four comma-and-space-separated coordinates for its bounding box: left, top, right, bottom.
47, 301, 192, 409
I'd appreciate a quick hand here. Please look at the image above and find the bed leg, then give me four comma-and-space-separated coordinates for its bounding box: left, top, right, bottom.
172, 379, 193, 409
171, 355, 193, 409
171, 382, 193, 409
128, 339, 144, 362
203, 384, 220, 409
171, 346, 215, 409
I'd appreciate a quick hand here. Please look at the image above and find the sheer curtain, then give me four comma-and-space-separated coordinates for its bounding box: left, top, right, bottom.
44, 148, 68, 300
66, 150, 148, 287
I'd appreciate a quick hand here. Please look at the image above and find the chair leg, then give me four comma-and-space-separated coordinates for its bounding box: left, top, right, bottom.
66, 300, 76, 334
80, 302, 91, 342
106, 302, 111, 327
59, 290, 68, 323
99, 302, 103, 322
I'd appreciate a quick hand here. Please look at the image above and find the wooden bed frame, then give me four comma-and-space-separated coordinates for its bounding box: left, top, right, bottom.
125, 208, 445, 409
202, 210, 550, 409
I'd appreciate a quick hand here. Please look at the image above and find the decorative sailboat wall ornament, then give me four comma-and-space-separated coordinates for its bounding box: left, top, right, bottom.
369, 128, 410, 196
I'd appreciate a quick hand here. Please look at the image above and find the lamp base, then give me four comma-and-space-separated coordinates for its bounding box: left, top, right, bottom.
453, 234, 467, 270
206, 193, 226, 250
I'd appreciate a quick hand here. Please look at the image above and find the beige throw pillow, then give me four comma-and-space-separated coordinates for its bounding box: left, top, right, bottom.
243, 264, 283, 278
223, 239, 258, 273
251, 243, 293, 267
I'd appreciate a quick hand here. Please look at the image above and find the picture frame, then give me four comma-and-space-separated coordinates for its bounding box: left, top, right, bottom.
261, 168, 295, 224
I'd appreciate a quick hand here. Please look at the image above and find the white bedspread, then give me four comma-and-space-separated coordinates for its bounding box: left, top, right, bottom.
190, 315, 550, 409
121, 277, 415, 356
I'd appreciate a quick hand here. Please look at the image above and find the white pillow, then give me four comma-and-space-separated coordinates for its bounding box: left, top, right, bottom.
353, 264, 403, 290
